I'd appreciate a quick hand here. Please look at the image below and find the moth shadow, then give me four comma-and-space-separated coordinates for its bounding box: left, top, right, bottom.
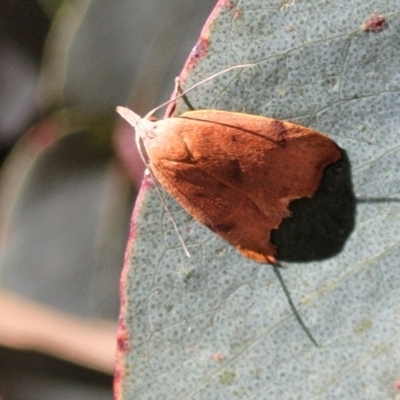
272, 150, 355, 262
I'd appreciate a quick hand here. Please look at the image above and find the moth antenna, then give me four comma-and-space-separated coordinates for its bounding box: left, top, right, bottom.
272, 264, 319, 347
145, 164, 191, 258
145, 63, 255, 119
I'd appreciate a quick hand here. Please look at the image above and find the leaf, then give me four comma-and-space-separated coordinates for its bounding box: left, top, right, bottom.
117, 1, 400, 399
39, 0, 216, 113
0, 110, 132, 319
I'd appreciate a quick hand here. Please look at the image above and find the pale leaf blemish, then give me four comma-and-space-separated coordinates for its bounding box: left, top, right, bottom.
219, 370, 236, 386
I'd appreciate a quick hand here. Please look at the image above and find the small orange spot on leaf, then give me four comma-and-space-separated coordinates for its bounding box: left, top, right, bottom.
213, 352, 224, 362
233, 9, 242, 20
224, 0, 234, 9
362, 13, 387, 32
186, 38, 210, 70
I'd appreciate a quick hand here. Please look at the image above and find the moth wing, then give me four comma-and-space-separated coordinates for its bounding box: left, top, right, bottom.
151, 159, 278, 263
177, 110, 341, 218
146, 110, 341, 263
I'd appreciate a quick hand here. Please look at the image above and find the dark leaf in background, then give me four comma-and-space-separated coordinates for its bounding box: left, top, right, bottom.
0, 0, 216, 399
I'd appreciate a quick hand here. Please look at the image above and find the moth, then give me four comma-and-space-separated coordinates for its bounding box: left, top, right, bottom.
117, 66, 341, 264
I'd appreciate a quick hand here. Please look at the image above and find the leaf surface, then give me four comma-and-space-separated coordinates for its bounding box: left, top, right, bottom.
118, 2, 400, 399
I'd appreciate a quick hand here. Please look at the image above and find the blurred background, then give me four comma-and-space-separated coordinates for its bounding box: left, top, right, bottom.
0, 0, 215, 398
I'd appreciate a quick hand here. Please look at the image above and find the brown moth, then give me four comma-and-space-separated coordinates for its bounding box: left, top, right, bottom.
117, 69, 341, 264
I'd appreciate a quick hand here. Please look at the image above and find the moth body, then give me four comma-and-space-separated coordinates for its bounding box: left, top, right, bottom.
117, 107, 341, 264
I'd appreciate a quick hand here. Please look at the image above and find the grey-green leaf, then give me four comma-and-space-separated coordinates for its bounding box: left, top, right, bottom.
118, 2, 400, 399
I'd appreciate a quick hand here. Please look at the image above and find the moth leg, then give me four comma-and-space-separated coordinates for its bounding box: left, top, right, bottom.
177, 79, 196, 111
166, 78, 196, 118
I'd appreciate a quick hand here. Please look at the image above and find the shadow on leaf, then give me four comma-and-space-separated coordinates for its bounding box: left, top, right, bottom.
272, 149, 355, 262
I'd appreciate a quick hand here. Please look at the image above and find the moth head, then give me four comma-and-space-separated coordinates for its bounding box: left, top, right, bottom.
116, 106, 157, 141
